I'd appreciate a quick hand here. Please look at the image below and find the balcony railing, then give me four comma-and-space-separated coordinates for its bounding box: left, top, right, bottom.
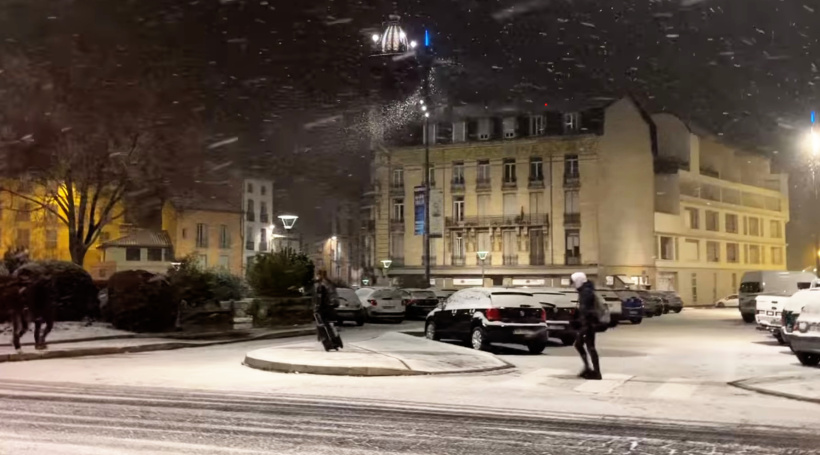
566, 255, 582, 266
563, 173, 580, 187
245, 240, 254, 251
503, 255, 518, 265
530, 255, 546, 266
258, 241, 268, 252
502, 179, 517, 191
564, 213, 581, 226
390, 219, 405, 231
476, 177, 492, 192
451, 178, 465, 193
390, 182, 404, 195
445, 214, 549, 228
528, 178, 545, 189
260, 213, 269, 223
246, 212, 255, 222
451, 256, 466, 266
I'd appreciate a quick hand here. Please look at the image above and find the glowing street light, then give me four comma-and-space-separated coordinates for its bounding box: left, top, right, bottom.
477, 251, 489, 284
381, 259, 392, 269
278, 214, 298, 230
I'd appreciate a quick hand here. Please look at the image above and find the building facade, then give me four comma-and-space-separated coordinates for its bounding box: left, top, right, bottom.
362, 97, 789, 305
241, 178, 276, 273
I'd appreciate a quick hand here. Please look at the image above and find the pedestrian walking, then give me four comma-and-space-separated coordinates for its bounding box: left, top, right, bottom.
314, 269, 343, 351
571, 272, 602, 380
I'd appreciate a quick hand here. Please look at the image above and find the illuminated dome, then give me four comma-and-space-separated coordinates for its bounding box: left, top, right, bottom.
378, 15, 409, 54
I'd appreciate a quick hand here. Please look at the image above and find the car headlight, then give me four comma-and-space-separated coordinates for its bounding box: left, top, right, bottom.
798, 321, 810, 333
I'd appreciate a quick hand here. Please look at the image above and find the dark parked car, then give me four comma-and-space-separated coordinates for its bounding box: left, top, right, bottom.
660, 291, 684, 313
636, 291, 663, 317
528, 287, 578, 346
401, 288, 440, 320
614, 290, 644, 324
425, 287, 549, 354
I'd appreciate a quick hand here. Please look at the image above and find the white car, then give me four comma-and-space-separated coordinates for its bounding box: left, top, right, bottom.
335, 287, 366, 326
715, 294, 739, 308
789, 300, 820, 366
755, 294, 789, 344
355, 287, 405, 323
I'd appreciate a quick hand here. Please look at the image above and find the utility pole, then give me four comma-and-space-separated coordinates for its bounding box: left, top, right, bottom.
421, 31, 432, 288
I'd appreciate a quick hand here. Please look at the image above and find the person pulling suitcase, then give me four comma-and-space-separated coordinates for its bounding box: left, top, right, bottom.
314, 269, 343, 351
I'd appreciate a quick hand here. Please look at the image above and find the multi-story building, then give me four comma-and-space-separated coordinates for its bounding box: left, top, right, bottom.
362, 96, 789, 305
241, 177, 275, 273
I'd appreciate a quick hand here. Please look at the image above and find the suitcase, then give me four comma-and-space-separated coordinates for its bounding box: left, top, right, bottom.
314, 312, 343, 351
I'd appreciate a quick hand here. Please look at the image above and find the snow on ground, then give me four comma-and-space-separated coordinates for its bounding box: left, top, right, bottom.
0, 321, 134, 345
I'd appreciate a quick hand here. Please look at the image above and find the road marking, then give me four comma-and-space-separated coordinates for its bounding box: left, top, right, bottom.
573, 374, 632, 394
649, 379, 698, 400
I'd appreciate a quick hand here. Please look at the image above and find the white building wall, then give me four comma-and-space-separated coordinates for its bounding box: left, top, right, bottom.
242, 178, 275, 272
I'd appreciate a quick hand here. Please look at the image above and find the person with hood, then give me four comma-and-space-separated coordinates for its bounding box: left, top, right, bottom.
571, 271, 602, 380
314, 269, 343, 350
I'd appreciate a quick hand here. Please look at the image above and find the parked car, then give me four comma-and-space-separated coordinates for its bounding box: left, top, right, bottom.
715, 294, 739, 308
597, 289, 622, 327
528, 287, 578, 346
788, 299, 820, 366
755, 294, 789, 345
782, 285, 820, 348
335, 287, 366, 326
401, 288, 440, 320
636, 291, 663, 317
660, 291, 684, 313
431, 288, 456, 305
614, 290, 644, 324
355, 287, 405, 323
425, 287, 548, 353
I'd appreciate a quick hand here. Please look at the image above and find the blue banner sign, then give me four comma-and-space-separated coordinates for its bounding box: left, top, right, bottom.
414, 186, 425, 236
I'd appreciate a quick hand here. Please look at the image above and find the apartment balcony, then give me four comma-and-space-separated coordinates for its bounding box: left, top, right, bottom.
503, 255, 519, 266
528, 178, 545, 189
564, 213, 581, 227
451, 256, 466, 266
501, 179, 518, 191
390, 219, 405, 232
451, 179, 466, 193
389, 183, 405, 196
566, 255, 582, 266
563, 173, 581, 188
476, 178, 492, 193
445, 214, 549, 229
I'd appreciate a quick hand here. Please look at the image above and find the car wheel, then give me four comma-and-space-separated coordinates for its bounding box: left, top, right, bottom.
796, 352, 820, 367
630, 318, 642, 325
527, 341, 546, 354
355, 314, 365, 326
656, 308, 664, 316
742, 313, 756, 323
425, 321, 440, 341
608, 319, 619, 328
644, 312, 654, 318
773, 331, 786, 345
663, 307, 670, 314
673, 308, 682, 313
471, 327, 490, 351
560, 335, 575, 346
716, 302, 725, 308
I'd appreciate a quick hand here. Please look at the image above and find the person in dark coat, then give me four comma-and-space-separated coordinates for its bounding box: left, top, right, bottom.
314, 269, 342, 348
571, 272, 602, 380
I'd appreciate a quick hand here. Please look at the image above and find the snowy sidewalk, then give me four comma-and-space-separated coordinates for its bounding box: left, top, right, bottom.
243, 332, 513, 376
730, 371, 820, 404
0, 324, 315, 362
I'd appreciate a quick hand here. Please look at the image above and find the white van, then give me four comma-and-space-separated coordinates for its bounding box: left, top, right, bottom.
739, 271, 815, 323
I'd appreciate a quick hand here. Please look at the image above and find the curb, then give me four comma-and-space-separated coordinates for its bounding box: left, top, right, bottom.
0, 328, 316, 364
728, 376, 820, 406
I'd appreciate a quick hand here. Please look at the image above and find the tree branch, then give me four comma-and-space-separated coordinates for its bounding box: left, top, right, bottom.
0, 187, 69, 224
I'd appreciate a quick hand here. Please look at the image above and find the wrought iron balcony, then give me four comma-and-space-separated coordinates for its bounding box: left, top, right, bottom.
528, 178, 545, 189
566, 255, 582, 266
563, 173, 581, 187
503, 255, 519, 266
451, 256, 466, 266
564, 213, 581, 226
389, 182, 405, 195
530, 255, 546, 266
502, 179, 518, 191
445, 214, 549, 228
390, 219, 405, 231
476, 177, 492, 193
451, 178, 466, 193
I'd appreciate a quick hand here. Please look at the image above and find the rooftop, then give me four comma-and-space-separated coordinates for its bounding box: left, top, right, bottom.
99, 230, 172, 249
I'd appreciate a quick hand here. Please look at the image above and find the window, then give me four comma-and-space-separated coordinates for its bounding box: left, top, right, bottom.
705, 210, 719, 232
477, 160, 490, 182
529, 157, 543, 181
564, 190, 580, 214
659, 236, 675, 260
563, 112, 579, 132
725, 214, 738, 234
477, 231, 491, 256
219, 255, 229, 269
260, 201, 269, 223
16, 229, 30, 249
706, 241, 720, 262
428, 166, 436, 186
196, 223, 209, 248
45, 229, 58, 249
182, 228, 188, 240
503, 193, 518, 216
452, 162, 465, 184
260, 228, 268, 251
393, 198, 404, 221
392, 168, 404, 187
530, 229, 545, 265
683, 239, 700, 262
245, 226, 254, 250
564, 154, 579, 178
771, 247, 784, 265
126, 247, 141, 261
748, 217, 760, 237
247, 182, 253, 193
477, 118, 491, 140
684, 208, 699, 229
390, 233, 404, 260
477, 194, 490, 218
219, 225, 230, 249
453, 233, 465, 259
503, 159, 517, 183
502, 117, 516, 139
565, 230, 581, 264
749, 245, 761, 264
453, 196, 465, 222
769, 220, 782, 238
743, 216, 748, 235
246, 199, 255, 222
691, 273, 698, 304
529, 192, 544, 214
16, 203, 30, 221
731, 273, 737, 291
502, 230, 516, 264
530, 115, 545, 136
147, 248, 163, 261
261, 185, 266, 195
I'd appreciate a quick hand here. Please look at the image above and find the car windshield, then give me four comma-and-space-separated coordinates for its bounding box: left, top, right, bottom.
740, 282, 762, 293
372, 289, 403, 299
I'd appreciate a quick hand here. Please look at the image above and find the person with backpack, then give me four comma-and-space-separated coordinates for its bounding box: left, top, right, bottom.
314, 269, 343, 351
571, 271, 602, 380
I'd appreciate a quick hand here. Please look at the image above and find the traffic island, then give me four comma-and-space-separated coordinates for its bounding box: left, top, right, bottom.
729, 373, 820, 405
243, 332, 514, 376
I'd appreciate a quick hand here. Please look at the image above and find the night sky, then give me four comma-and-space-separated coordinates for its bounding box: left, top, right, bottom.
2, 0, 819, 259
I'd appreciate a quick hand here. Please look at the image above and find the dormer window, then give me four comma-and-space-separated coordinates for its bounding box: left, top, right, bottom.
530, 115, 545, 136
563, 112, 579, 133
477, 118, 491, 141
503, 117, 517, 139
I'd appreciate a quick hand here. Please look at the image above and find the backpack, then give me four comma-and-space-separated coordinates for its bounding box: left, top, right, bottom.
594, 292, 611, 327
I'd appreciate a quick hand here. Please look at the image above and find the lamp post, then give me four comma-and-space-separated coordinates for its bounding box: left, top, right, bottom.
381, 259, 392, 285
278, 214, 299, 252
477, 251, 489, 285
808, 115, 820, 276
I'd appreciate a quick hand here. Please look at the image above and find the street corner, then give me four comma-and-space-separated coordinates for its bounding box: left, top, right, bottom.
729, 371, 820, 405
243, 332, 514, 377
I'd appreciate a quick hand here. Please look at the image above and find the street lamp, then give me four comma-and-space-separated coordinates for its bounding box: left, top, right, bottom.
278, 214, 298, 230
381, 259, 392, 284
477, 251, 489, 284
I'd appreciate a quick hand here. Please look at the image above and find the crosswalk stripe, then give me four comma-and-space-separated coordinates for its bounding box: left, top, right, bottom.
649, 379, 699, 400
573, 374, 632, 394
